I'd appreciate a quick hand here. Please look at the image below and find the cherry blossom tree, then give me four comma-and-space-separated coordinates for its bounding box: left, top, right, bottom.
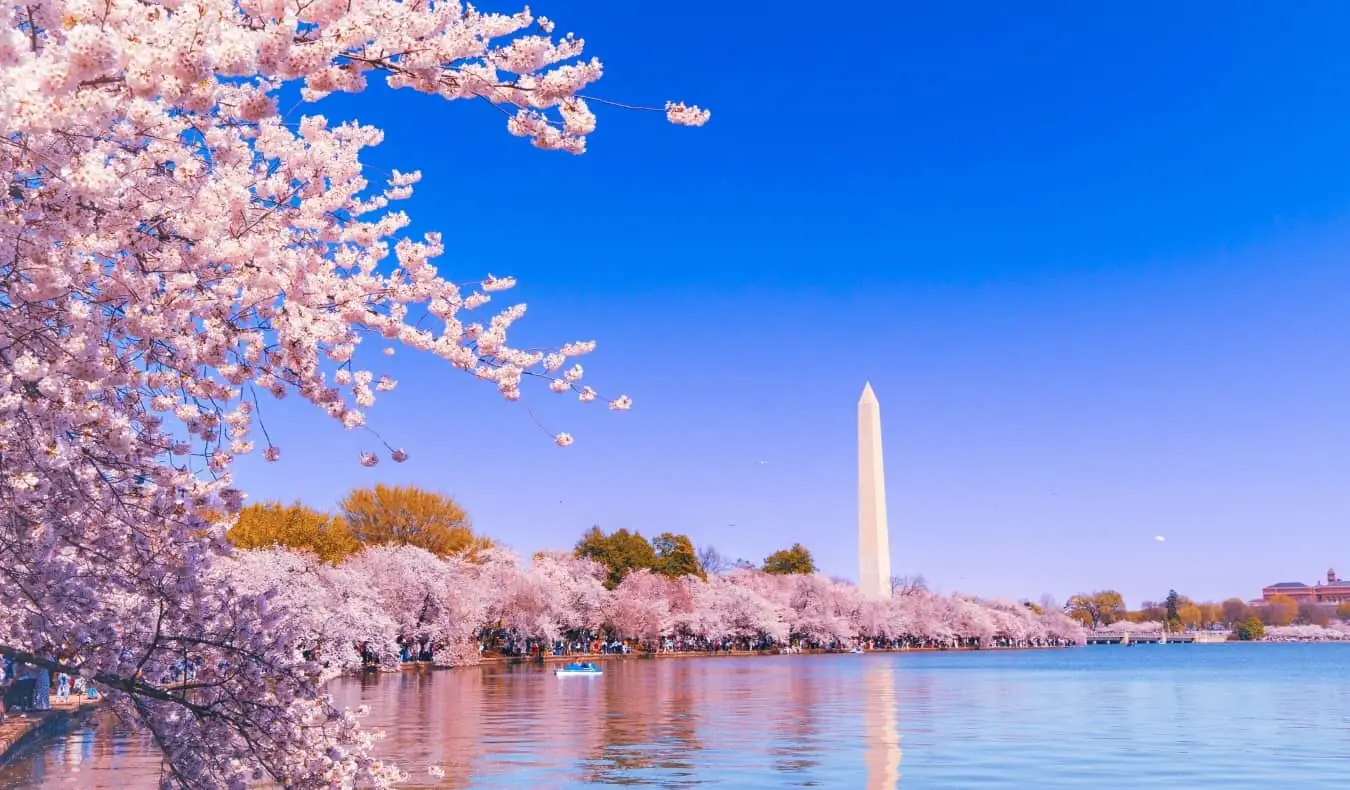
1264, 623, 1350, 641
1099, 620, 1164, 634
695, 575, 789, 643
603, 569, 673, 646
494, 559, 559, 645
785, 573, 859, 645
219, 547, 398, 674
344, 544, 494, 664
0, 0, 706, 784
530, 551, 607, 639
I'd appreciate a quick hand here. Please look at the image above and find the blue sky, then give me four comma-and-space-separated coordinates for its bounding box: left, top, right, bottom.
236, 1, 1350, 607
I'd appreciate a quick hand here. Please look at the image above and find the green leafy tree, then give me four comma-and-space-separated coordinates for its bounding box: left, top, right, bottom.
762, 543, 816, 575
575, 526, 659, 589
652, 532, 704, 579
1233, 616, 1265, 641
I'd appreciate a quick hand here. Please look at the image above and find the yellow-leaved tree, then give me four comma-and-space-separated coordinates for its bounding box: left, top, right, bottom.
1065, 590, 1126, 628
1263, 594, 1299, 627
226, 501, 360, 564
339, 484, 492, 559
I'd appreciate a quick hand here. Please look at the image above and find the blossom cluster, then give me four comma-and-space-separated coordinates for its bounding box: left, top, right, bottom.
1262, 624, 1350, 641
1095, 620, 1166, 634
0, 0, 705, 786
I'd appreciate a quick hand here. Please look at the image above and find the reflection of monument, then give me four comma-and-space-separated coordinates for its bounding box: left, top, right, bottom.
862, 661, 902, 789
858, 383, 892, 599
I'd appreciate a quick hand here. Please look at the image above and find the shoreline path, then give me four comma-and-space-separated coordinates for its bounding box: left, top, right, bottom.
0, 697, 99, 766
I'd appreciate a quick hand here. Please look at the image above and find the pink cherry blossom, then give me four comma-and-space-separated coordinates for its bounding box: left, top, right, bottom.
0, 0, 706, 785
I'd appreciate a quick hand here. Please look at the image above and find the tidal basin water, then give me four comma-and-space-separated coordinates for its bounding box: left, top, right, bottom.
4, 644, 1350, 788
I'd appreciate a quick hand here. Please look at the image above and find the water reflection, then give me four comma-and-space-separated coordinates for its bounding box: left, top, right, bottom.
0, 658, 896, 789
11, 647, 1350, 789
862, 659, 901, 789
341, 667, 488, 789
767, 662, 820, 775
581, 660, 704, 784
0, 708, 165, 788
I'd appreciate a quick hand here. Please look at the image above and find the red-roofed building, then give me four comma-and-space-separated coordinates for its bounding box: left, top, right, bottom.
1260, 568, 1350, 604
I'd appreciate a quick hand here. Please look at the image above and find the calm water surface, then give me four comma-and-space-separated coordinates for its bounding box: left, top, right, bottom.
4, 644, 1349, 788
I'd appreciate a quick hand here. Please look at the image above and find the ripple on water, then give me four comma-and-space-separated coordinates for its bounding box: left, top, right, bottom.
4, 645, 1350, 788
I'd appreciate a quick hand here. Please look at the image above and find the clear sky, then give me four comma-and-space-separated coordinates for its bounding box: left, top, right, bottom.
235, 1, 1350, 608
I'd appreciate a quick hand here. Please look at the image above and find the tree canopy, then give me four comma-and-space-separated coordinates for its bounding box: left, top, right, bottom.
1065, 591, 1127, 628
652, 533, 705, 580
1061, 588, 1349, 633
762, 544, 816, 576
575, 527, 660, 589
1264, 594, 1299, 627
1233, 616, 1266, 641
1222, 598, 1253, 625
339, 484, 491, 559
226, 502, 359, 564
574, 527, 709, 588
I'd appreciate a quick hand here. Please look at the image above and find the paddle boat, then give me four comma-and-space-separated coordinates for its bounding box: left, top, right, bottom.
849, 647, 865, 654
554, 662, 604, 677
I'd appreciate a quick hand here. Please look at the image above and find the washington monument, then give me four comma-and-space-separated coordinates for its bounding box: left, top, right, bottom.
858, 382, 892, 599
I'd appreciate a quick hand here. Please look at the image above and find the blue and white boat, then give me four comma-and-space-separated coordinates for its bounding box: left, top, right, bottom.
554, 662, 604, 677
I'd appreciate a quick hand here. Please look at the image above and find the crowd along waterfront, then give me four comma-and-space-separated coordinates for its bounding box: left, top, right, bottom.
6, 644, 1350, 789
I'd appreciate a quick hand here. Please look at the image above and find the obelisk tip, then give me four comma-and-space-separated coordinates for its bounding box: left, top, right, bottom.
860, 381, 877, 403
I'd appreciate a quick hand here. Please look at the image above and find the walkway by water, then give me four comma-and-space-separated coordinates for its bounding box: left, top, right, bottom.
0, 699, 98, 767
3, 644, 1349, 788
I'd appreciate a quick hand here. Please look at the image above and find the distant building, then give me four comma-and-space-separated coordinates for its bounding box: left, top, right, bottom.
1260, 568, 1350, 605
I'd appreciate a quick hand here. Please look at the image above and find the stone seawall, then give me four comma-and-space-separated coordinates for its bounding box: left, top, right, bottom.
423, 643, 1076, 668
0, 701, 98, 765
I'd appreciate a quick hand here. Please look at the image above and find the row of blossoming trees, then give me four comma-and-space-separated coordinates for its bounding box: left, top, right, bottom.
218, 540, 1086, 677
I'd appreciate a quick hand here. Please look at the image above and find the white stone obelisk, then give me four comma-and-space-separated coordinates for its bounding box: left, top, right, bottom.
858, 382, 892, 599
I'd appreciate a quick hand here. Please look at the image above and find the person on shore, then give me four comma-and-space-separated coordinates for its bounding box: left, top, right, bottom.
56, 672, 71, 703
32, 667, 51, 711
7, 665, 34, 717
